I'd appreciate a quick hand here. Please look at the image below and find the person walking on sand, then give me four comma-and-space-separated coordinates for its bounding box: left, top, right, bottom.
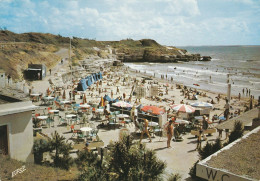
111, 90, 113, 98
49, 69, 51, 75
140, 119, 152, 143
196, 130, 203, 150
166, 120, 174, 148
238, 93, 241, 101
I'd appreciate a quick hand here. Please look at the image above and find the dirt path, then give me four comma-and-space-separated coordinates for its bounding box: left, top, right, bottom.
31, 48, 70, 93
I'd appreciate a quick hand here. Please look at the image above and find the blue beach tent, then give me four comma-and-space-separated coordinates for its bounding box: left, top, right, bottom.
95, 73, 99, 80
86, 76, 93, 86
77, 78, 88, 91
92, 73, 97, 82
99, 72, 103, 80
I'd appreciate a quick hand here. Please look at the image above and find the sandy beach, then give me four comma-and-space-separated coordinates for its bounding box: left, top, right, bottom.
29, 51, 255, 180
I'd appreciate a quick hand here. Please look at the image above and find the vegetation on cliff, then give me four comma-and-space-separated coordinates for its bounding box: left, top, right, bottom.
0, 30, 187, 80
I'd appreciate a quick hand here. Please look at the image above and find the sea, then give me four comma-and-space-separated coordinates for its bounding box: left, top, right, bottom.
125, 46, 260, 98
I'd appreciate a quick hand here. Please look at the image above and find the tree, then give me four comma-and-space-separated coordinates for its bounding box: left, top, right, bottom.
199, 142, 213, 160
199, 138, 223, 160
48, 131, 73, 170
167, 173, 182, 181
33, 139, 49, 164
76, 150, 108, 181
212, 138, 222, 153
76, 135, 166, 181
228, 121, 244, 143
108, 135, 166, 181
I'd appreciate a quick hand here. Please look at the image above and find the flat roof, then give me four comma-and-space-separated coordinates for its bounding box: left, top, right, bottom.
0, 101, 38, 116
197, 126, 260, 181
207, 128, 260, 180
0, 94, 21, 105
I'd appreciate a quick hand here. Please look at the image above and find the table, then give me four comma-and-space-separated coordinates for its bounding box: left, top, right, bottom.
60, 100, 71, 104
117, 114, 129, 124
30, 94, 40, 102
80, 127, 93, 135
117, 114, 129, 118
49, 109, 59, 113
66, 114, 77, 125
49, 110, 59, 118
148, 122, 159, 127
42, 96, 54, 105
80, 127, 93, 140
37, 115, 48, 125
79, 104, 91, 108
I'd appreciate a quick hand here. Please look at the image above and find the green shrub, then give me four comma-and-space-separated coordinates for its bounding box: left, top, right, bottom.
228, 121, 244, 144
48, 131, 73, 170
168, 173, 182, 181
76, 135, 166, 181
33, 139, 49, 164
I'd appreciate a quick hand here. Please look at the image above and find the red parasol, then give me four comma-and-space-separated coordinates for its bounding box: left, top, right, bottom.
141, 105, 165, 115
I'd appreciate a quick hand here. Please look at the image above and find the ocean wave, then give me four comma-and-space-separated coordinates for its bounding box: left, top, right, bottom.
168, 65, 227, 76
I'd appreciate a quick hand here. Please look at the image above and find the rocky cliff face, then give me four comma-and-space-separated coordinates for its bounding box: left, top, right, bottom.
113, 39, 210, 63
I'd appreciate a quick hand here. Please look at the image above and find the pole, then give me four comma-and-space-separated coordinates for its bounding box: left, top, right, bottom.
227, 83, 231, 103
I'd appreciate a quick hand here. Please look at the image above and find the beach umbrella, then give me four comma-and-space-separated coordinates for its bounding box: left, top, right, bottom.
141, 105, 165, 115
190, 102, 213, 109
112, 101, 132, 108
112, 101, 132, 114
62, 90, 66, 100
171, 104, 195, 113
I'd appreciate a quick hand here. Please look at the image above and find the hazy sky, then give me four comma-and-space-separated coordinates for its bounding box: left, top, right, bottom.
0, 0, 260, 46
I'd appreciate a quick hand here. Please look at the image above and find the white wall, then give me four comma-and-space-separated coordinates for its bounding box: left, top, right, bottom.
0, 111, 34, 162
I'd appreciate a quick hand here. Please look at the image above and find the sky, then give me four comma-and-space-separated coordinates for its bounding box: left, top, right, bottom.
0, 0, 260, 46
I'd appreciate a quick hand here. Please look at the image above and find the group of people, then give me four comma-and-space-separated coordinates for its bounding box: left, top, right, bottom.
138, 118, 174, 148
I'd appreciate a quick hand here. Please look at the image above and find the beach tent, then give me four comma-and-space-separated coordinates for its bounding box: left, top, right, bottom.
94, 73, 98, 81
92, 73, 97, 82
98, 72, 103, 80
86, 76, 93, 86
77, 78, 88, 91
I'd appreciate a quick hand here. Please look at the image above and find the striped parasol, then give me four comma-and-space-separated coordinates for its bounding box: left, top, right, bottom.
171, 104, 195, 113
112, 101, 132, 114
112, 101, 132, 108
190, 102, 213, 109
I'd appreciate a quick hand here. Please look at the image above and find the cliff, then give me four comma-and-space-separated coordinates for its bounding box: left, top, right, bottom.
0, 30, 209, 80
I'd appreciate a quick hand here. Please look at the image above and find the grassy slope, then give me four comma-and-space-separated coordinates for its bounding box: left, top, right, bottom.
0, 155, 78, 181
0, 31, 184, 80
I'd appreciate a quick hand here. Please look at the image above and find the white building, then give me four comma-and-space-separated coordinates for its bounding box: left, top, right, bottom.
0, 94, 37, 162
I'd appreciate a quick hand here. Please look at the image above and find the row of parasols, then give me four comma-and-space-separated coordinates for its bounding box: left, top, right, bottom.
112, 101, 213, 115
